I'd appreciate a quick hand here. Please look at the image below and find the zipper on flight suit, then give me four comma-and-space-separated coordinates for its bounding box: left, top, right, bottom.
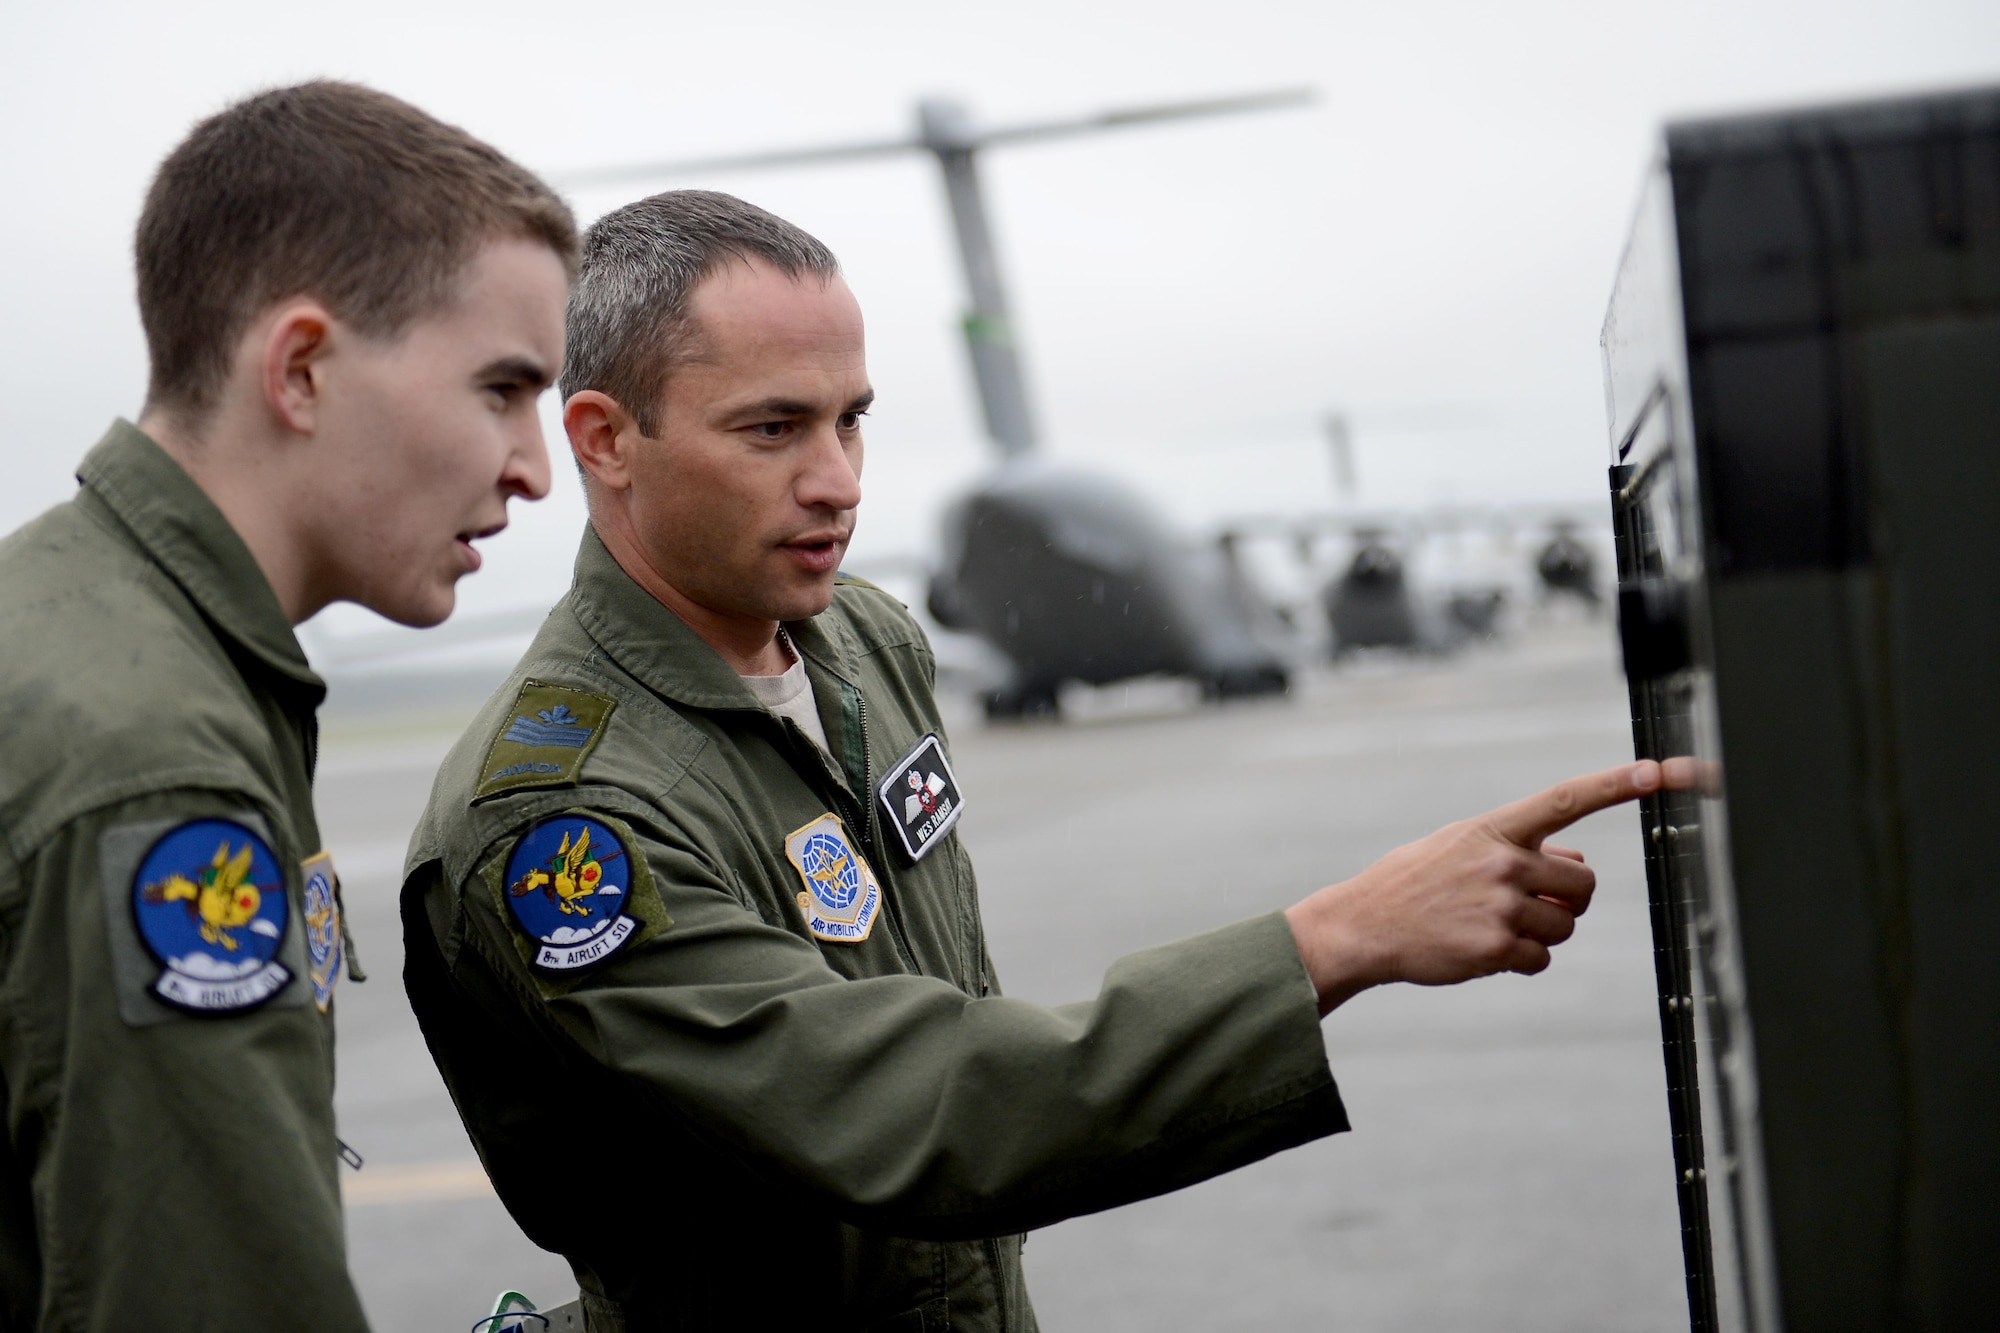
852, 688, 928, 972
852, 693, 875, 848
813, 735, 876, 862
774, 705, 873, 860
775, 694, 921, 972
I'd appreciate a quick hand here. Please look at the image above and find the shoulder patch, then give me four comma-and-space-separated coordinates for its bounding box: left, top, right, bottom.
784, 813, 882, 944
500, 813, 641, 971
475, 680, 616, 802
300, 850, 344, 1012
131, 819, 292, 1013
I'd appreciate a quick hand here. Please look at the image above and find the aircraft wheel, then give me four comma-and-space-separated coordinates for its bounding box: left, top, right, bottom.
1204, 666, 1290, 700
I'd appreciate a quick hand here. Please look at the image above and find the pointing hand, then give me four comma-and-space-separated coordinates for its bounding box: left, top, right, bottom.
1285, 758, 1701, 1015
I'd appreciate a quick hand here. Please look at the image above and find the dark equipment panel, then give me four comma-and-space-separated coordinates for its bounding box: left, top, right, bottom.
1601, 86, 2000, 1332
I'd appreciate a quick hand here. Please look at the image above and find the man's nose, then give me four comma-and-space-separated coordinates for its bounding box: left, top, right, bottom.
797, 421, 862, 512
505, 413, 555, 503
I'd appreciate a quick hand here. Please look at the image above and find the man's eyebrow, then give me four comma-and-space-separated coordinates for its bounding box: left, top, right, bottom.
736, 397, 818, 419
722, 389, 878, 423
475, 356, 554, 389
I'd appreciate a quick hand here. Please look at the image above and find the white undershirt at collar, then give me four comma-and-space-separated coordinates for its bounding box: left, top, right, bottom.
739, 635, 833, 761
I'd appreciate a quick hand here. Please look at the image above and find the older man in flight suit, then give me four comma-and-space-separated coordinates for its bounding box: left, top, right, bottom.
403, 190, 1683, 1332
0, 84, 574, 1329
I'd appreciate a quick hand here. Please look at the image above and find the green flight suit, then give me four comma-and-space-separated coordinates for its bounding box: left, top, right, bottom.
402, 529, 1346, 1333
0, 423, 368, 1331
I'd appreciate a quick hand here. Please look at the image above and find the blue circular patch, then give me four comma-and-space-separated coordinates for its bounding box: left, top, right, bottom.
304, 865, 336, 968
503, 815, 633, 967
132, 819, 290, 1012
798, 829, 862, 912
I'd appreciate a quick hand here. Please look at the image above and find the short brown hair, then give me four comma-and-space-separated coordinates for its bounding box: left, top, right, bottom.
137, 81, 579, 422
562, 190, 839, 435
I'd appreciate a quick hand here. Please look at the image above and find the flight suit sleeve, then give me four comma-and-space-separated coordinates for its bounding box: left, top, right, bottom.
430, 798, 1345, 1240
0, 790, 369, 1331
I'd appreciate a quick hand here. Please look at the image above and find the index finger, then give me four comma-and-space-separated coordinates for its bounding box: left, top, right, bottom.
1487, 760, 1674, 847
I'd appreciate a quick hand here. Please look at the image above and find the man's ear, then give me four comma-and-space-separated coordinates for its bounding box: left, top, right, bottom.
565, 390, 641, 494
259, 300, 337, 436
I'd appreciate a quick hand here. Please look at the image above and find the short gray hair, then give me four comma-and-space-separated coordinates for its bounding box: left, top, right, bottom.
561, 190, 840, 434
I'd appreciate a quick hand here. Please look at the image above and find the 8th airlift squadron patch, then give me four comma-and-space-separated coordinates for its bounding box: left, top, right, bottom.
501, 813, 640, 971
784, 814, 882, 944
131, 819, 292, 1013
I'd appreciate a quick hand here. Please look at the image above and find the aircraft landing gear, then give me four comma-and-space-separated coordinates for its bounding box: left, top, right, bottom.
981, 684, 1061, 721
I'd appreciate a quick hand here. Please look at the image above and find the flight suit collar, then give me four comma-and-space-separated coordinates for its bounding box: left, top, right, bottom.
568, 525, 868, 712
75, 419, 325, 705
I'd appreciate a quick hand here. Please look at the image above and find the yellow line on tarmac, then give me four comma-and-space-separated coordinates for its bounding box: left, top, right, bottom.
342, 1159, 496, 1206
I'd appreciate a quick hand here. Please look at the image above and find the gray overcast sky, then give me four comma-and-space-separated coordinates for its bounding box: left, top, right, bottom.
3, 0, 1995, 638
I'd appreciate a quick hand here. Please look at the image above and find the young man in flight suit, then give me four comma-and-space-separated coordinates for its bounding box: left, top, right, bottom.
403, 190, 1688, 1332
0, 83, 574, 1329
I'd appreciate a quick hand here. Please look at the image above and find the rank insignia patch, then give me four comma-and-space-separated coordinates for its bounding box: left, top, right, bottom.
301, 851, 344, 1012
503, 814, 637, 970
131, 820, 292, 1013
475, 680, 616, 802
877, 733, 965, 862
784, 814, 882, 944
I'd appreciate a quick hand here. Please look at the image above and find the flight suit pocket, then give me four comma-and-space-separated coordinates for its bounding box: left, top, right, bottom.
866, 1296, 949, 1333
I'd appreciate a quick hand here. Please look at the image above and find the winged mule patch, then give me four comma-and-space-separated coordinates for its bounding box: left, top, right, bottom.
130, 819, 292, 1013
502, 814, 638, 970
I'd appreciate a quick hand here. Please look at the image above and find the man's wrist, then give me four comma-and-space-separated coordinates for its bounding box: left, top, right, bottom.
1284, 884, 1390, 1017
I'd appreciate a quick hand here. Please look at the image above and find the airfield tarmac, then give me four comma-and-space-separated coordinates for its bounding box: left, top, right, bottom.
320, 617, 1690, 1332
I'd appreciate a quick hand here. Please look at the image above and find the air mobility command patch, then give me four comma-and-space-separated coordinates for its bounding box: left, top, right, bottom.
300, 850, 344, 1012
502, 814, 639, 970
131, 819, 292, 1014
474, 680, 616, 802
877, 734, 965, 862
784, 813, 882, 944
